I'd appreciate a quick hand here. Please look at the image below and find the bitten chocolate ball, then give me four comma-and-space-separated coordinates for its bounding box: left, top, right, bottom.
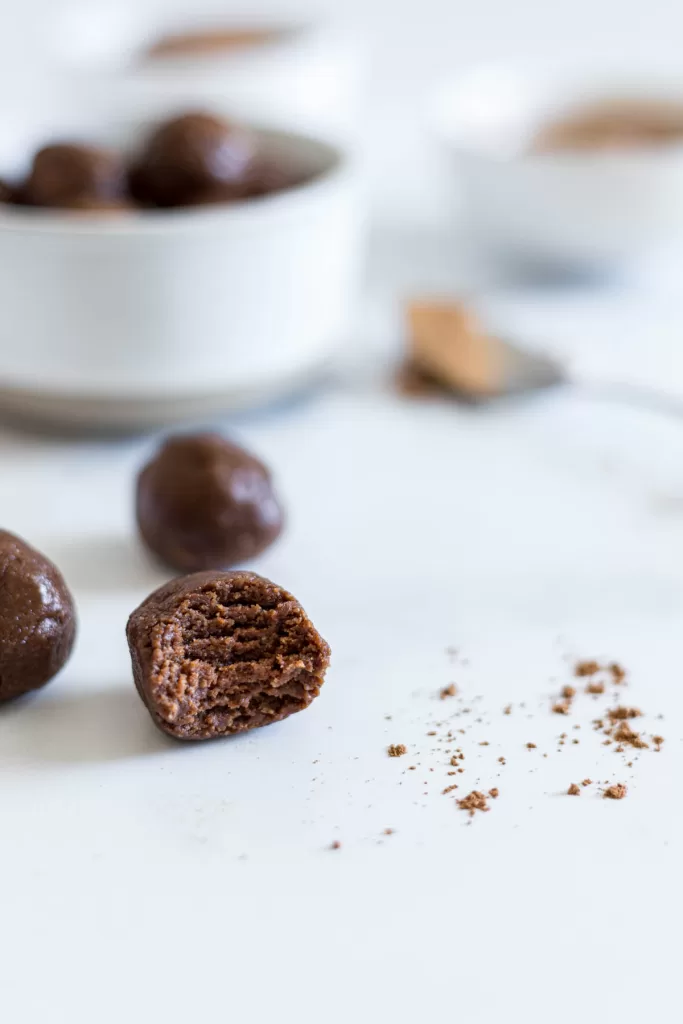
0, 530, 76, 703
129, 112, 254, 207
126, 570, 330, 740
136, 433, 283, 573
25, 143, 125, 208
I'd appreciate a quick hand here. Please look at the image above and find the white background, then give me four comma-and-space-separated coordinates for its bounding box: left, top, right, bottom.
1, 2, 683, 1022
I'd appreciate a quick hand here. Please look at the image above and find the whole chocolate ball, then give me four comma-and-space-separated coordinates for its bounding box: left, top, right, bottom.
136, 433, 284, 572
0, 530, 77, 703
129, 112, 254, 207
25, 143, 125, 208
127, 570, 330, 740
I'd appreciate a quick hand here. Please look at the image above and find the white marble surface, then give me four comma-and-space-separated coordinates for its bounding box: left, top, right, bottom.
1, 229, 682, 1021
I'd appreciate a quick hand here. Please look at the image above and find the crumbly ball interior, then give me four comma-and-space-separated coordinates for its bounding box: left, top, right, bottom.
146, 577, 327, 738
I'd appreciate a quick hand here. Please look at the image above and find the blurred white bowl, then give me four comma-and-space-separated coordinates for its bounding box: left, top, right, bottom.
430, 62, 683, 267
49, 2, 362, 145
0, 122, 362, 430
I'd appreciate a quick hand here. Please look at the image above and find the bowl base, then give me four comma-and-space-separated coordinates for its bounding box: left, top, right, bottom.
0, 361, 334, 435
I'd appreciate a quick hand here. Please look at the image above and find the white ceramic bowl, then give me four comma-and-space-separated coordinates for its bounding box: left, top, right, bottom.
431, 62, 683, 267
48, 2, 362, 145
0, 121, 362, 430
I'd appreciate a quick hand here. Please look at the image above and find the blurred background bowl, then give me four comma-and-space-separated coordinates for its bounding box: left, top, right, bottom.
431, 60, 683, 268
0, 117, 363, 431
47, 1, 363, 144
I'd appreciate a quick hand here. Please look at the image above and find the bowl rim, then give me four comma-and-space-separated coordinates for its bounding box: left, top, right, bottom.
0, 125, 354, 237
429, 60, 683, 166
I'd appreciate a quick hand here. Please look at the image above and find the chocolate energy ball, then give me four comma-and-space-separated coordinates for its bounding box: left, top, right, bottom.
25, 143, 125, 208
136, 433, 283, 573
129, 112, 254, 207
126, 570, 330, 740
0, 530, 76, 703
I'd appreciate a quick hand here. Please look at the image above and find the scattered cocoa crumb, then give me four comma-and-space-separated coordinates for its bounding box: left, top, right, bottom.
383, 828, 395, 836
586, 681, 605, 695
498, 757, 506, 765
552, 702, 571, 715
572, 739, 579, 745
479, 741, 490, 746
567, 784, 581, 796
603, 783, 627, 800
561, 685, 576, 699
609, 662, 626, 684
450, 755, 459, 766
607, 706, 642, 722
488, 788, 499, 799
526, 743, 537, 750
457, 790, 490, 816
427, 731, 437, 736
612, 721, 648, 749
653, 735, 665, 751
330, 840, 342, 850
388, 744, 407, 757
408, 766, 416, 771
581, 779, 592, 787
575, 660, 600, 677
503, 704, 512, 715
440, 684, 457, 699
442, 784, 459, 795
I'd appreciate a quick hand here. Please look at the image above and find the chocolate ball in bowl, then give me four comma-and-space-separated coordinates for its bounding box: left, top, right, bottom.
25, 144, 126, 208
128, 112, 255, 207
0, 530, 76, 703
136, 433, 284, 573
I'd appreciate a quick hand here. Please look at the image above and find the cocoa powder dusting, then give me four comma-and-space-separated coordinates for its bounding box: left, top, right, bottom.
609, 662, 626, 684
612, 721, 648, 749
575, 660, 601, 677
552, 701, 571, 715
457, 790, 490, 816
603, 783, 628, 800
607, 706, 642, 721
